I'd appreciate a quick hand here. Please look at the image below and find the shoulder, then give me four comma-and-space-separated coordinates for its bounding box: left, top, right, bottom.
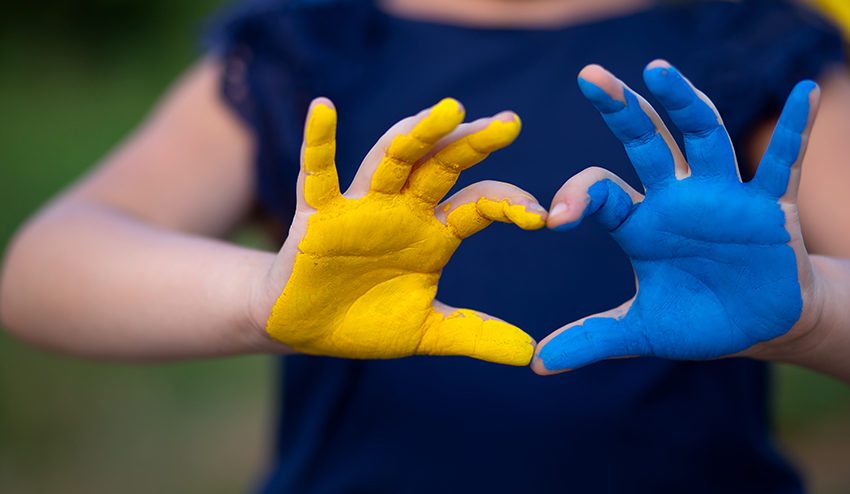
204, 0, 376, 56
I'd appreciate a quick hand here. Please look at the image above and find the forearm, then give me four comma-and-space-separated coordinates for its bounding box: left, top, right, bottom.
760, 255, 850, 383
0, 200, 282, 361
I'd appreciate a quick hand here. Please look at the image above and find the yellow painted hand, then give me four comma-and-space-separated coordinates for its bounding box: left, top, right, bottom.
263, 98, 545, 366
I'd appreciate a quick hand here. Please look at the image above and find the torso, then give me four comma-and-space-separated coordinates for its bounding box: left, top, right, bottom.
214, 1, 842, 491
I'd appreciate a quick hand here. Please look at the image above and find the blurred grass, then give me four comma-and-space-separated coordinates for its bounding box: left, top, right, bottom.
0, 2, 849, 493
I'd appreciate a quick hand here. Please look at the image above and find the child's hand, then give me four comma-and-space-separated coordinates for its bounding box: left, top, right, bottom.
532, 62, 821, 374
258, 98, 544, 365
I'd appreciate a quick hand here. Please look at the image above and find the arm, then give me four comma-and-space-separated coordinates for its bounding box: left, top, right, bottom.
0, 58, 544, 364
0, 59, 278, 360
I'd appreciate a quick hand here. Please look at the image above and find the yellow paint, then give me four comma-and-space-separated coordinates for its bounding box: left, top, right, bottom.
447, 198, 545, 238
371, 98, 465, 194
405, 114, 524, 205
266, 100, 540, 366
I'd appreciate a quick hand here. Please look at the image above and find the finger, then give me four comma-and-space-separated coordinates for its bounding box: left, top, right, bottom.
547, 166, 642, 232
405, 112, 522, 205
366, 98, 466, 195
643, 60, 739, 180
577, 64, 688, 189
753, 80, 821, 200
348, 99, 465, 197
530, 302, 646, 375
299, 98, 341, 209
418, 304, 535, 366
438, 181, 546, 239
349, 113, 494, 198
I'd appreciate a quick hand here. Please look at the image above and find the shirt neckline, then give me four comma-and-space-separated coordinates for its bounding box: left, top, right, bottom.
370, 0, 662, 35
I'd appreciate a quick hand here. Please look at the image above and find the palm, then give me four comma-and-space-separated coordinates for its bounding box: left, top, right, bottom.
265, 99, 541, 365
279, 194, 459, 358
534, 62, 818, 373
615, 179, 802, 359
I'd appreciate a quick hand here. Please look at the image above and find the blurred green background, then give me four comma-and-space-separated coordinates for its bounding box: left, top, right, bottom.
0, 2, 848, 493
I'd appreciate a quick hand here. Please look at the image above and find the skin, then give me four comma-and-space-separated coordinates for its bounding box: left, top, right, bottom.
0, 0, 849, 382
264, 98, 541, 365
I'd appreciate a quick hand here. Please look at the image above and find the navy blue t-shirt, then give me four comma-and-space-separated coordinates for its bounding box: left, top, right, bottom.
209, 1, 844, 492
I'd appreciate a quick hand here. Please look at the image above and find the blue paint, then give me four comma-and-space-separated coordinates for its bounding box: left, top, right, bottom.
554, 179, 634, 232
577, 76, 677, 189
755, 80, 816, 197
540, 67, 814, 371
643, 65, 738, 179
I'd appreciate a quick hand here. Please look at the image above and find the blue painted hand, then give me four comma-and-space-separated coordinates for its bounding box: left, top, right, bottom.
532, 61, 822, 374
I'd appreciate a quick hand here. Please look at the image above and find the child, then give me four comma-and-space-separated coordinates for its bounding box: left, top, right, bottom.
2, 0, 848, 492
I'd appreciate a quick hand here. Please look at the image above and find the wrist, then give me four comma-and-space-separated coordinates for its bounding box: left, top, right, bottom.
747, 256, 829, 364
748, 255, 850, 380
230, 248, 280, 354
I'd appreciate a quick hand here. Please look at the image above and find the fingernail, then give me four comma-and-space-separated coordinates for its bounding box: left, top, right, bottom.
550, 202, 568, 217
527, 202, 547, 214
494, 110, 519, 123
310, 97, 334, 111
646, 59, 671, 70
647, 66, 670, 78
577, 77, 626, 111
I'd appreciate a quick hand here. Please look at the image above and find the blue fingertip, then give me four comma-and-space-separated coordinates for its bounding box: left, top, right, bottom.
644, 64, 674, 81
554, 179, 633, 232
538, 329, 580, 371
538, 316, 639, 371
643, 65, 693, 107
552, 180, 607, 232
537, 339, 566, 371
552, 197, 593, 231
796, 79, 818, 94
643, 66, 676, 89
780, 80, 816, 132
577, 77, 626, 113
643, 67, 669, 87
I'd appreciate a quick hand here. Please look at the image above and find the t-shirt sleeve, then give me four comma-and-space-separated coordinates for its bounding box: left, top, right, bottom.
201, 0, 316, 221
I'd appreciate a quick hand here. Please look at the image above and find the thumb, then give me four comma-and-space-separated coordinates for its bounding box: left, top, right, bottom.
531, 302, 646, 374
547, 167, 641, 232
417, 303, 535, 366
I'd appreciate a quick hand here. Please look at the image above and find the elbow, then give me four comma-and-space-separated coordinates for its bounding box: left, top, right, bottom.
0, 268, 10, 334
0, 227, 32, 340
0, 219, 52, 345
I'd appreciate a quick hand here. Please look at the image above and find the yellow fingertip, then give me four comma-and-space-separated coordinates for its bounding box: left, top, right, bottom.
468, 118, 521, 153
452, 310, 534, 366
509, 112, 522, 128
505, 203, 546, 230
414, 98, 465, 141
306, 103, 337, 146
434, 97, 464, 117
